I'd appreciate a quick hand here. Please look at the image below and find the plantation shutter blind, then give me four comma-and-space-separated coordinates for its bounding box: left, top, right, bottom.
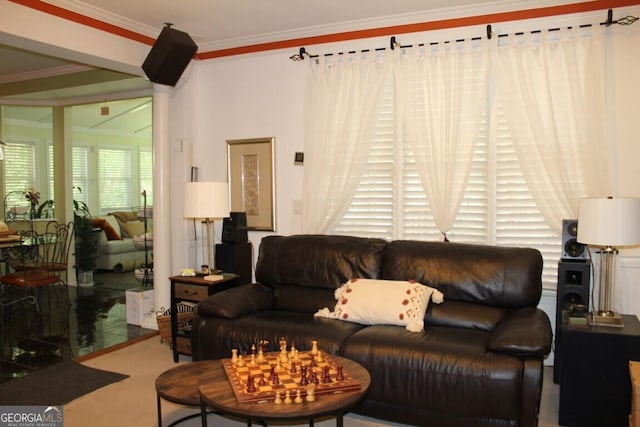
139, 149, 153, 205
98, 147, 132, 213
73, 146, 89, 206
493, 100, 561, 288
333, 78, 395, 239
4, 142, 36, 195
48, 145, 54, 200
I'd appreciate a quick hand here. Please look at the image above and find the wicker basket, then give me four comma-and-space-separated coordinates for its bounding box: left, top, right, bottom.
156, 303, 194, 344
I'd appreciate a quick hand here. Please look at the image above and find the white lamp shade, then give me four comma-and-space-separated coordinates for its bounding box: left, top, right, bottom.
577, 197, 640, 247
183, 181, 230, 219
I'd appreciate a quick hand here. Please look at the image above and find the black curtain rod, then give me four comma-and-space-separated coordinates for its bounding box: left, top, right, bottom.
290, 8, 638, 61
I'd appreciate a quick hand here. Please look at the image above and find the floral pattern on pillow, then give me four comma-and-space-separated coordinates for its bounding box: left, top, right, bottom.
315, 278, 444, 332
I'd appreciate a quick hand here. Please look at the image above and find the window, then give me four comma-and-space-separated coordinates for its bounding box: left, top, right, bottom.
98, 147, 132, 213
335, 82, 561, 289
73, 146, 89, 206
3, 141, 37, 218
139, 148, 153, 206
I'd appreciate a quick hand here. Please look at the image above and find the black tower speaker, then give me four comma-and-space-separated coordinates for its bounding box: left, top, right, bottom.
215, 242, 252, 285
142, 25, 197, 87
561, 219, 588, 260
553, 260, 590, 383
221, 212, 248, 244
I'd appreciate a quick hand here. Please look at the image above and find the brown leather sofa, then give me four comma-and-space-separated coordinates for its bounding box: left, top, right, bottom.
191, 234, 552, 427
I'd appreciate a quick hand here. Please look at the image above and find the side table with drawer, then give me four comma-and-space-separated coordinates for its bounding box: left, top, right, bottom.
169, 274, 239, 362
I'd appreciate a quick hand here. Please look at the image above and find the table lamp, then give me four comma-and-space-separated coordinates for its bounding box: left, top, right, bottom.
183, 181, 230, 274
577, 196, 640, 327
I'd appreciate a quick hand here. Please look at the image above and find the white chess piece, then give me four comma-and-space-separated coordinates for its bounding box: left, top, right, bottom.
311, 340, 319, 355
306, 384, 316, 402
231, 349, 238, 365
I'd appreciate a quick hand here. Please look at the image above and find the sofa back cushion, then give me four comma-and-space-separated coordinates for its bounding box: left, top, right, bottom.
255, 235, 387, 309
381, 240, 543, 309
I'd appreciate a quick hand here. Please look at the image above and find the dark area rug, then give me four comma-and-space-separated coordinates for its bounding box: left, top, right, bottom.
0, 360, 129, 405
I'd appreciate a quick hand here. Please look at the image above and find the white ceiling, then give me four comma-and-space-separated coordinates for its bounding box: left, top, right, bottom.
0, 0, 580, 133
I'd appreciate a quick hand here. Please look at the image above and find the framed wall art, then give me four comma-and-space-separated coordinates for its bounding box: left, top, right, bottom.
226, 137, 276, 231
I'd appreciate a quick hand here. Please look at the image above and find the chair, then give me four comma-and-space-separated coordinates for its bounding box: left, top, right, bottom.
0, 229, 66, 313
0, 228, 72, 361
42, 221, 74, 288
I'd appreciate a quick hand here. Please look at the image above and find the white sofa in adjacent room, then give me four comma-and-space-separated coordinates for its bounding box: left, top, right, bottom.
92, 212, 152, 272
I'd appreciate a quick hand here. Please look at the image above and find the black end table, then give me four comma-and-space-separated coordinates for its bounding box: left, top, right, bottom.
559, 313, 640, 426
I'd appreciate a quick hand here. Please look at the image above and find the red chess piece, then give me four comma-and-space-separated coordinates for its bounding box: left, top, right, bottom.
336, 366, 344, 381
247, 374, 256, 393
322, 366, 332, 383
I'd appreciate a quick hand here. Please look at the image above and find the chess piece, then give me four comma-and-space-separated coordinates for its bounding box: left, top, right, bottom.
257, 349, 266, 362
316, 351, 324, 363
280, 351, 289, 364
237, 355, 245, 367
336, 365, 344, 381
247, 375, 256, 393
290, 343, 297, 359
284, 390, 292, 404
294, 389, 303, 404
306, 384, 316, 402
322, 366, 332, 383
231, 349, 238, 365
311, 340, 319, 355
274, 390, 282, 404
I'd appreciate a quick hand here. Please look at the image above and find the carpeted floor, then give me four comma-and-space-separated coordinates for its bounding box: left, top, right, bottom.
0, 359, 128, 405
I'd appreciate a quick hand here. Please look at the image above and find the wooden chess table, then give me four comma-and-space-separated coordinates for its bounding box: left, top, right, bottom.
198, 355, 370, 427
155, 360, 217, 427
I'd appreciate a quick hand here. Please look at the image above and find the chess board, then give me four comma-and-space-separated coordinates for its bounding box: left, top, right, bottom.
222, 350, 361, 404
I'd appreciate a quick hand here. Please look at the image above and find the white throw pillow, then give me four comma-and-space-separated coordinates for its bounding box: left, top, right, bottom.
315, 278, 444, 332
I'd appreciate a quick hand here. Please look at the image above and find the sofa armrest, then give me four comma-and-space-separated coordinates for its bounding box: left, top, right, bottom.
488, 307, 552, 357
196, 283, 274, 319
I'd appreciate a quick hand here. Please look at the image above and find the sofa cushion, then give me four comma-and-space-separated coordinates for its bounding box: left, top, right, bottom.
197, 311, 366, 359
122, 220, 145, 237
315, 279, 444, 332
255, 234, 386, 296
341, 325, 524, 420
381, 240, 543, 308
91, 217, 121, 240
98, 237, 138, 254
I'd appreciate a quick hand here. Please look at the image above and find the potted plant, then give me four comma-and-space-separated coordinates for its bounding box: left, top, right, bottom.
72, 187, 97, 286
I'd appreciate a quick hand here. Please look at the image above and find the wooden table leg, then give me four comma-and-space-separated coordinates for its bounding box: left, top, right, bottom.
336, 413, 343, 427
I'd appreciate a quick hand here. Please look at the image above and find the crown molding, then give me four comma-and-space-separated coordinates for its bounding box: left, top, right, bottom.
43, 0, 593, 52
44, 0, 160, 38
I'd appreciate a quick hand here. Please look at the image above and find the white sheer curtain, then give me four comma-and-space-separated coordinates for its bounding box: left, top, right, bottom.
491, 27, 610, 233
302, 52, 392, 233
396, 41, 489, 238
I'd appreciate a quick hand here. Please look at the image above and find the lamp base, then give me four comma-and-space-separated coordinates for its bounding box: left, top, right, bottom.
589, 311, 624, 328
